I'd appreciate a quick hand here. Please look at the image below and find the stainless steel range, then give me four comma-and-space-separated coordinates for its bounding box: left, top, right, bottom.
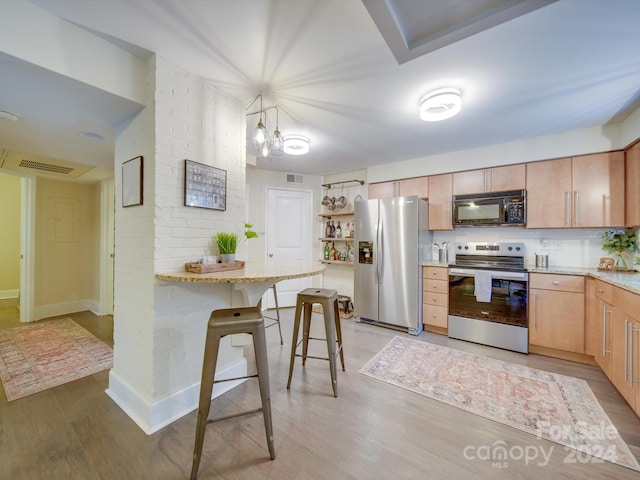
448, 242, 529, 353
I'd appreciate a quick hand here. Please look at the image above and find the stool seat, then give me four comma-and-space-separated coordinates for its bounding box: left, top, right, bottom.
190, 307, 275, 479
287, 288, 345, 397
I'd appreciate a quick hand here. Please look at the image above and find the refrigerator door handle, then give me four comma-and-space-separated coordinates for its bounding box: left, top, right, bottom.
376, 215, 383, 284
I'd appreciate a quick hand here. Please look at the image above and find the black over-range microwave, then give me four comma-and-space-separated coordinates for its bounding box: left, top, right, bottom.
452, 189, 526, 226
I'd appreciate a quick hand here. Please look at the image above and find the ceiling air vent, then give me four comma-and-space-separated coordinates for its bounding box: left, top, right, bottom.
19, 159, 74, 175
286, 173, 303, 184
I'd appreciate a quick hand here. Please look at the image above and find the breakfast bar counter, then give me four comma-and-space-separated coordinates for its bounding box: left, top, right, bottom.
155, 259, 326, 305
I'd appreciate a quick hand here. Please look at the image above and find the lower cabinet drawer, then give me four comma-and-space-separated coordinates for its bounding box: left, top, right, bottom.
424, 279, 448, 294
423, 291, 448, 308
423, 304, 448, 328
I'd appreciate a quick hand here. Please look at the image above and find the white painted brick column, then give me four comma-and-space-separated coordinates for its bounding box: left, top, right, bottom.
109, 55, 248, 434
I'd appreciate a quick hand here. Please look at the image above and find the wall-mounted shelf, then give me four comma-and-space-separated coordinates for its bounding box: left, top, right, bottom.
321, 260, 354, 266
319, 212, 354, 218
322, 180, 364, 189
320, 237, 354, 242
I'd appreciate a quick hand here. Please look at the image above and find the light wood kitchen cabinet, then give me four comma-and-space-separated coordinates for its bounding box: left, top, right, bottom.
626, 140, 640, 227
526, 152, 625, 229
572, 152, 625, 227
586, 278, 613, 375
399, 177, 428, 197
529, 273, 585, 353
422, 266, 448, 330
452, 164, 525, 195
368, 181, 396, 199
526, 157, 572, 228
427, 174, 453, 230
611, 287, 640, 415
368, 177, 428, 199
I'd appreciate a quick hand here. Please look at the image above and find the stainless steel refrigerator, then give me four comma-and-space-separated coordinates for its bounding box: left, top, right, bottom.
354, 196, 432, 335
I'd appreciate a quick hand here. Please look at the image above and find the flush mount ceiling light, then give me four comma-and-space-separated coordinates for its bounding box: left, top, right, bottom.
420, 88, 462, 122
79, 131, 104, 141
283, 135, 310, 156
0, 109, 20, 122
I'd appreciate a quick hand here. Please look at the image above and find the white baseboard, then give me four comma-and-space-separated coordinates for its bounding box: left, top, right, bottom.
106, 358, 248, 435
34, 299, 95, 320
0, 289, 19, 300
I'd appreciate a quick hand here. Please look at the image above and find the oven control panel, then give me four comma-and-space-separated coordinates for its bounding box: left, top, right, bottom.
455, 242, 525, 256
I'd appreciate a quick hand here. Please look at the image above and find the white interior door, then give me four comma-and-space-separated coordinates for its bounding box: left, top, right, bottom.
265, 187, 313, 307
99, 180, 115, 315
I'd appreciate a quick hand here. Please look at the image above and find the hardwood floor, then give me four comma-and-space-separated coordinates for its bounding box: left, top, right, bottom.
0, 307, 639, 479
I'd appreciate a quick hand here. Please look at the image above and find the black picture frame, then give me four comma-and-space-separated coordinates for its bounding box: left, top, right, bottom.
184, 159, 226, 210
122, 156, 143, 207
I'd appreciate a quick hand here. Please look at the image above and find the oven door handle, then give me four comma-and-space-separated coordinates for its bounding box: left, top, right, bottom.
448, 268, 528, 281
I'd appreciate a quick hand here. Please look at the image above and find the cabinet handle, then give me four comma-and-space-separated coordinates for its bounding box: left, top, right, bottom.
629, 324, 640, 385
532, 291, 537, 328
602, 306, 611, 356
574, 191, 580, 225
624, 319, 629, 383
552, 281, 560, 285
598, 289, 604, 294
565, 192, 571, 226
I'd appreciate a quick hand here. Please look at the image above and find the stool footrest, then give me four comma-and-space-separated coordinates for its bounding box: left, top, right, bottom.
295, 353, 330, 362
207, 407, 263, 424
213, 374, 258, 385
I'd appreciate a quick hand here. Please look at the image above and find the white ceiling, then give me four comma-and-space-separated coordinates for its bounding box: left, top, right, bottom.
2, 0, 640, 179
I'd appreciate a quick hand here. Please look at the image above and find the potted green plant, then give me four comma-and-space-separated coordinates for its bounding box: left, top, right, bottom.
244, 223, 259, 240
602, 229, 638, 270
214, 232, 238, 263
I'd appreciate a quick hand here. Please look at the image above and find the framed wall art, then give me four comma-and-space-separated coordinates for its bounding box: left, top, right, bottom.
184, 159, 226, 210
122, 155, 143, 207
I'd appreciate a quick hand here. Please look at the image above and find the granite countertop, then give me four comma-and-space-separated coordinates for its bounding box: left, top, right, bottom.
156, 260, 326, 284
421, 262, 640, 295
528, 266, 640, 294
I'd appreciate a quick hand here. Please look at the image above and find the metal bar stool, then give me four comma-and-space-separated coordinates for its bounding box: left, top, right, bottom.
261, 284, 283, 345
286, 288, 345, 397
190, 307, 275, 480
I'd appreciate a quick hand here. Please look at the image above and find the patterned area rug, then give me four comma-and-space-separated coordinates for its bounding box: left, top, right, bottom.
360, 336, 640, 471
0, 318, 112, 402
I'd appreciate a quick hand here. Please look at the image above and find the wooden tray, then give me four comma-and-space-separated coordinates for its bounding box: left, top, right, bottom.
597, 267, 636, 273
185, 261, 245, 273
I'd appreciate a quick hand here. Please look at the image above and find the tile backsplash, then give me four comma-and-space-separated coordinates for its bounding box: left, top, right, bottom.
431, 227, 639, 270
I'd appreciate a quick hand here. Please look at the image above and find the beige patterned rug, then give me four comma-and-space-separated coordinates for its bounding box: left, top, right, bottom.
0, 318, 113, 401
360, 336, 640, 472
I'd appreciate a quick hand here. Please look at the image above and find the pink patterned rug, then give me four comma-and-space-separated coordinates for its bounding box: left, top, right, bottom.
0, 318, 112, 402
360, 336, 640, 472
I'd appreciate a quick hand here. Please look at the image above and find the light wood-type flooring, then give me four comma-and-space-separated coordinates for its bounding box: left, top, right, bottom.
0, 304, 639, 480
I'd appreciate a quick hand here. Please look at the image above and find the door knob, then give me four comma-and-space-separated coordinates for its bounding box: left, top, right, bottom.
268, 253, 273, 258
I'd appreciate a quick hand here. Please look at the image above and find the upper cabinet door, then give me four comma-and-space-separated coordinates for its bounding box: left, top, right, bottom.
428, 174, 453, 231
452, 170, 485, 195
453, 165, 525, 195
526, 157, 573, 228
489, 164, 525, 192
398, 177, 428, 198
626, 142, 640, 227
572, 152, 625, 228
368, 181, 396, 199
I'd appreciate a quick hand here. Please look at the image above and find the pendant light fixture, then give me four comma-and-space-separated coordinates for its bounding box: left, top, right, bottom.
252, 94, 267, 151
269, 106, 284, 156
246, 93, 311, 157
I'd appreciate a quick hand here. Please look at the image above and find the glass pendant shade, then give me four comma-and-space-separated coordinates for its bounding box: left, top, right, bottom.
269, 127, 284, 156
253, 118, 266, 149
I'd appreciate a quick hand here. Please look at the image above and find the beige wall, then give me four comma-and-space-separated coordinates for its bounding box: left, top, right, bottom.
0, 173, 21, 296
34, 178, 100, 313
